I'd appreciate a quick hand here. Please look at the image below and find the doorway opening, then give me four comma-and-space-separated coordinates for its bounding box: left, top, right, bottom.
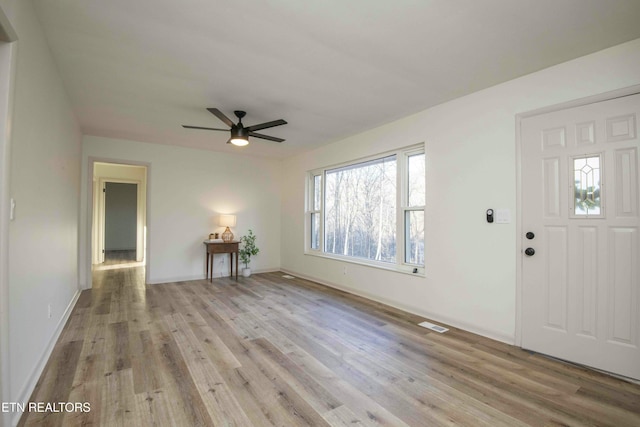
103, 182, 138, 266
91, 162, 147, 274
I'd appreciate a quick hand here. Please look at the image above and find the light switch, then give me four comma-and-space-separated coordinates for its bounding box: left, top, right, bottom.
495, 208, 511, 224
9, 198, 15, 220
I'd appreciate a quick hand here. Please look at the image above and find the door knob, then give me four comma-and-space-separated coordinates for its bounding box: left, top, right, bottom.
525, 248, 535, 256
526, 232, 535, 240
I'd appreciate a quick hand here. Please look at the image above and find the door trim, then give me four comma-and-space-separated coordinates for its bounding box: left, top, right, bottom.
86, 158, 150, 289
515, 84, 640, 347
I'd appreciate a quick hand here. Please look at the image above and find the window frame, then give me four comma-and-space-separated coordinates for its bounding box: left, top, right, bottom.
308, 173, 323, 250
401, 148, 426, 266
305, 144, 425, 275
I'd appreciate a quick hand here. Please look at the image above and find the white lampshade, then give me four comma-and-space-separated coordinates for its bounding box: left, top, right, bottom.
218, 214, 236, 227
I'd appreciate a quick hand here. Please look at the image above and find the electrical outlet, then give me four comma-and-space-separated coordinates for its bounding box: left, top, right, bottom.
343, 266, 347, 275
48, 304, 52, 319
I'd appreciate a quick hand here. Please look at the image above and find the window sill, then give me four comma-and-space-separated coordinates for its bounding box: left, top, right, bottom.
304, 250, 426, 278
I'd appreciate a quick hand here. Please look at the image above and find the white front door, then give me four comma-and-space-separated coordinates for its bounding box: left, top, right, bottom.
521, 92, 640, 380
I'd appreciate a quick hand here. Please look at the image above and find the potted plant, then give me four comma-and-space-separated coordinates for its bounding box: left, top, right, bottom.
239, 229, 259, 277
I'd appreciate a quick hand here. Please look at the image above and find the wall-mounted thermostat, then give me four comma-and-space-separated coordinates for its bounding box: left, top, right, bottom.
486, 208, 494, 223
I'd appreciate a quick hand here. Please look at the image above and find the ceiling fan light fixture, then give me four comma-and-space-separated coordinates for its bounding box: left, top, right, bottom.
230, 137, 249, 146
229, 125, 249, 146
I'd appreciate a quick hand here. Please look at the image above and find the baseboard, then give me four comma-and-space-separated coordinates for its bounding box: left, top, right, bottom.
12, 290, 80, 426
146, 267, 280, 285
281, 268, 515, 345
146, 274, 204, 284
249, 268, 280, 274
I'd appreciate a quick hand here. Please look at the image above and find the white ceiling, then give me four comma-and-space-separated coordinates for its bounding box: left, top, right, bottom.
34, 0, 640, 158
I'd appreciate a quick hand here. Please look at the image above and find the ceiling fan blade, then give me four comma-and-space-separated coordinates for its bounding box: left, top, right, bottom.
206, 108, 235, 128
249, 131, 285, 143
245, 119, 287, 132
182, 125, 228, 131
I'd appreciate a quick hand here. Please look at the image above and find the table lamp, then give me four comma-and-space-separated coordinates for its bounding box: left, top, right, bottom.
219, 214, 236, 242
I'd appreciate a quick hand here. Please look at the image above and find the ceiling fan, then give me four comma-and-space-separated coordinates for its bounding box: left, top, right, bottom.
182, 108, 287, 146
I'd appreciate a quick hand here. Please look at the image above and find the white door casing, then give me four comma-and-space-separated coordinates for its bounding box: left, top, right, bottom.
521, 93, 640, 380
85, 159, 149, 289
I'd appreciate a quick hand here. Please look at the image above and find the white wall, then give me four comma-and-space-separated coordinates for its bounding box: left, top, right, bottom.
0, 0, 16, 23
5, 0, 81, 417
281, 38, 640, 343
80, 136, 282, 286
0, 5, 16, 426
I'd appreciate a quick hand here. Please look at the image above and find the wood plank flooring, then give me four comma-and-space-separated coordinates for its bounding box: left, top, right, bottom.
19, 266, 640, 426
103, 250, 136, 264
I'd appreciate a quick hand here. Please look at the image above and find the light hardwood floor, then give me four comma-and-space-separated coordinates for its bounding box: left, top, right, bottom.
19, 265, 640, 426
103, 250, 137, 264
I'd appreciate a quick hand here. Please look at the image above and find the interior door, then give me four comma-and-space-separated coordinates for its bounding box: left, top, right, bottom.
521, 92, 640, 380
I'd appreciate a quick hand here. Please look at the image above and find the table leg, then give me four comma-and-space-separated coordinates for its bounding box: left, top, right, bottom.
206, 252, 209, 280
235, 251, 238, 280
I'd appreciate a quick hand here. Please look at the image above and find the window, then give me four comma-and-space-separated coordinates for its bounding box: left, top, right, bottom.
325, 155, 397, 262
404, 152, 425, 265
307, 145, 425, 272
309, 174, 322, 249
572, 154, 603, 217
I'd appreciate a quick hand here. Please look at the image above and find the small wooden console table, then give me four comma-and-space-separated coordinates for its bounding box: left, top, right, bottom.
204, 241, 239, 281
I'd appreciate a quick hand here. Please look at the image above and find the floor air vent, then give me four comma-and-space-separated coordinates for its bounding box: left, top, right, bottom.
418, 321, 449, 333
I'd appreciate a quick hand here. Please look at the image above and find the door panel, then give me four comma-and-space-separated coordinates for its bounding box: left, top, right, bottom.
575, 226, 597, 338
608, 227, 637, 345
544, 226, 568, 331
543, 157, 562, 217
521, 93, 640, 380
615, 147, 637, 216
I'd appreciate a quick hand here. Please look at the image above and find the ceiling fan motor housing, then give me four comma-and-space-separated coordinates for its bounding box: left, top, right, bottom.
231, 125, 248, 139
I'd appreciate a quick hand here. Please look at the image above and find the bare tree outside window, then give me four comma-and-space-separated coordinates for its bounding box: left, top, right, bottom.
325, 156, 397, 262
